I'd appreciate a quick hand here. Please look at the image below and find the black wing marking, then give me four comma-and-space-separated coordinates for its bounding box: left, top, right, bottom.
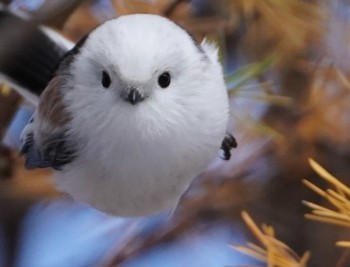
21, 132, 51, 169
44, 133, 77, 170
20, 132, 34, 155
21, 131, 77, 171
220, 133, 237, 161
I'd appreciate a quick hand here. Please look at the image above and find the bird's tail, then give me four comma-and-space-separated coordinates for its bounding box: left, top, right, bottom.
0, 6, 72, 104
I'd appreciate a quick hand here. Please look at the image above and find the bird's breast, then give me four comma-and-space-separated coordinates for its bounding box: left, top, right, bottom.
55, 92, 228, 216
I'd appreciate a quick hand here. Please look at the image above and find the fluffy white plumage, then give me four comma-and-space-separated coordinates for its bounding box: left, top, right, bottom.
22, 14, 230, 216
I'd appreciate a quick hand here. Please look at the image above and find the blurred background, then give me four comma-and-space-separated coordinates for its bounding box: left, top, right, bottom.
1, 0, 350, 266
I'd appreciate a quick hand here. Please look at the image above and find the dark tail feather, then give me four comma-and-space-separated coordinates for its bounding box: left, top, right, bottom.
0, 8, 69, 98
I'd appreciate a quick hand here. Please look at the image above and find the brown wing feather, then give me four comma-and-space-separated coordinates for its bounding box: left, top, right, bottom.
38, 75, 72, 127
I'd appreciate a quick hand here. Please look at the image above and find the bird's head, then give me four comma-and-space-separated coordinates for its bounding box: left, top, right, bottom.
56, 14, 226, 140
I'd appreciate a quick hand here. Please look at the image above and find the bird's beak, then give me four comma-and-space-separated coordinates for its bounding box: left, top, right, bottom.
121, 88, 145, 105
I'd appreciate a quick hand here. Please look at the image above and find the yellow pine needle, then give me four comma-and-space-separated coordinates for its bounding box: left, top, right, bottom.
262, 223, 275, 237
325, 190, 350, 216
302, 184, 349, 213
302, 200, 334, 213
241, 211, 271, 247
302, 179, 327, 197
325, 196, 350, 215
327, 189, 350, 208
300, 252, 311, 266
308, 204, 349, 219
308, 159, 350, 196
336, 185, 347, 199
304, 159, 350, 248
305, 214, 350, 228
232, 245, 268, 262
336, 241, 350, 248
232, 211, 310, 267
311, 210, 350, 222
247, 242, 267, 253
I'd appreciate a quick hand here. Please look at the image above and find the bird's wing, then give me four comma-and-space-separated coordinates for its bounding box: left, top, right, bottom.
20, 114, 77, 170
20, 76, 78, 171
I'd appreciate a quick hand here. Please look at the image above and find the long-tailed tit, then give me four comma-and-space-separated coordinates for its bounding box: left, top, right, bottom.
13, 13, 237, 216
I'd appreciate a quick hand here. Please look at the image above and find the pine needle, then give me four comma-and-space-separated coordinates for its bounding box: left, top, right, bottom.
232, 211, 310, 267
303, 159, 350, 247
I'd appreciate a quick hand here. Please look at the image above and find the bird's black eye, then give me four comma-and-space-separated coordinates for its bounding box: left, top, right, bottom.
102, 71, 111, 88
158, 72, 171, 88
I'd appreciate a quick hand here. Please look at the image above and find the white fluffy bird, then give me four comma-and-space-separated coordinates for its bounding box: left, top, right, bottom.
19, 14, 237, 216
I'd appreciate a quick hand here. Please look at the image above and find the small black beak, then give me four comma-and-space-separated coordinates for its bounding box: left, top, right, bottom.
123, 89, 145, 105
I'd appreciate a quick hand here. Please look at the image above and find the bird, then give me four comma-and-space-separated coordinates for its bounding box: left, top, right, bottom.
1, 9, 237, 217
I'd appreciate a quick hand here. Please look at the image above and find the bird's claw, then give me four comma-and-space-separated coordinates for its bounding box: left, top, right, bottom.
220, 133, 237, 160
